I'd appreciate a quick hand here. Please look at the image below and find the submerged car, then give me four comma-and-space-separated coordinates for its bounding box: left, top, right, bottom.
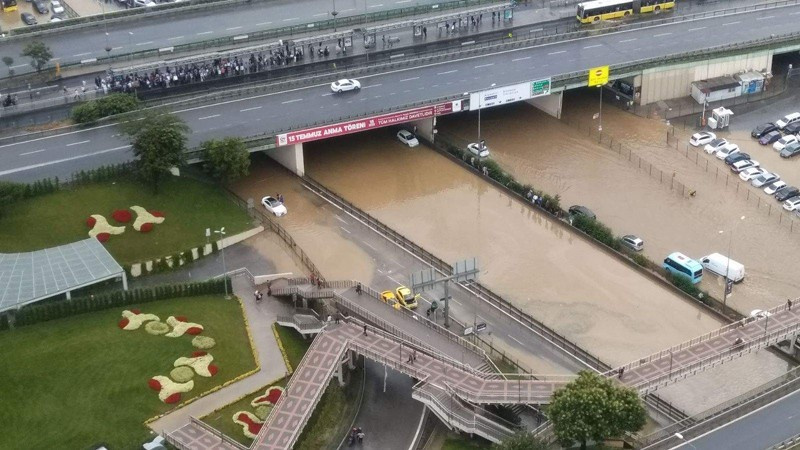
751, 122, 778, 138
704, 138, 728, 154
689, 131, 716, 147
467, 142, 490, 158
751, 172, 779, 188
396, 129, 419, 147
764, 180, 787, 195
261, 196, 287, 216
758, 130, 782, 145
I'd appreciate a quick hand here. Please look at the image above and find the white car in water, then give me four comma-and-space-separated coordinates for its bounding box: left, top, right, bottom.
764, 180, 787, 195
774, 135, 799, 152
330, 79, 361, 93
396, 129, 419, 147
467, 142, 490, 158
689, 131, 716, 147
704, 138, 728, 154
739, 167, 765, 182
715, 143, 740, 160
261, 196, 287, 217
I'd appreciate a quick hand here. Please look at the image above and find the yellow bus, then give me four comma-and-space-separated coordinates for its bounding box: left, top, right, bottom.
577, 0, 675, 24
2, 0, 18, 12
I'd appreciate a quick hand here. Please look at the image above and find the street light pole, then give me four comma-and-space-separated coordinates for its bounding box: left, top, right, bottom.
214, 227, 230, 299
719, 216, 745, 314
331, 0, 339, 32
598, 85, 603, 133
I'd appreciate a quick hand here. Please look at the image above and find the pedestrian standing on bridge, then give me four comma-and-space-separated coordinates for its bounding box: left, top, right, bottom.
618, 367, 624, 379
789, 299, 794, 310
357, 430, 364, 443
356, 283, 362, 295
363, 324, 368, 336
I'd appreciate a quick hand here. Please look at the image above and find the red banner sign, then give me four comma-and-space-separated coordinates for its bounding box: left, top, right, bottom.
276, 100, 461, 146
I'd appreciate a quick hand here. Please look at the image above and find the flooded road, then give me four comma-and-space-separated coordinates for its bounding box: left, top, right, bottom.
303, 132, 722, 367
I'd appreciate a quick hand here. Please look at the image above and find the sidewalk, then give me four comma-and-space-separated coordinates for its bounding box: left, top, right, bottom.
149, 276, 292, 435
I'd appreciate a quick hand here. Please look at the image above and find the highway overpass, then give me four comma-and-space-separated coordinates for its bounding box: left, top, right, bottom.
2, 3, 800, 182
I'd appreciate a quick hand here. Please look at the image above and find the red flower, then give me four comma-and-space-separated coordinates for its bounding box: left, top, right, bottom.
148, 378, 162, 391
139, 223, 154, 233
111, 209, 132, 223
265, 387, 282, 404
175, 316, 188, 322
164, 393, 181, 404
118, 318, 130, 329
86, 217, 97, 228
192, 351, 207, 357
186, 327, 203, 335
150, 210, 165, 218
236, 413, 263, 435
131, 309, 141, 314
209, 365, 219, 376
96, 233, 110, 243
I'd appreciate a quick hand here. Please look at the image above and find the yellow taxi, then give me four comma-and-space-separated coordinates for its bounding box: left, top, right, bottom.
395, 286, 419, 310
380, 290, 402, 310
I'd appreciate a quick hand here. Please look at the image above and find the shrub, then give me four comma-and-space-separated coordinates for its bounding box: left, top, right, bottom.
96, 233, 110, 242
572, 215, 620, 250
111, 209, 132, 223
71, 94, 139, 124
667, 272, 702, 298
140, 223, 154, 233
71, 101, 101, 124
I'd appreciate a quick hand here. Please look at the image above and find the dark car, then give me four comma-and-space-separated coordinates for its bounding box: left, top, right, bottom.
20, 12, 37, 24
776, 187, 800, 202
752, 123, 778, 138
784, 122, 800, 135
568, 205, 596, 220
759, 130, 782, 145
725, 152, 751, 165
33, 0, 48, 13
780, 142, 800, 159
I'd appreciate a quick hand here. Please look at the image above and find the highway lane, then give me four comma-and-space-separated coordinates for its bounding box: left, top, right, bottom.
1, 4, 798, 182
676, 388, 800, 450
0, 0, 449, 78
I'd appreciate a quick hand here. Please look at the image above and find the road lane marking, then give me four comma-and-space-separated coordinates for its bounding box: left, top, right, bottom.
363, 241, 377, 251
396, 0, 412, 3
321, 93, 334, 96
387, 275, 401, 284
369, 3, 383, 7
313, 12, 327, 17
583, 44, 602, 49
508, 335, 525, 346
136, 41, 154, 46
0, 146, 131, 177
281, 98, 303, 104
362, 83, 382, 89
688, 26, 706, 31
73, 52, 91, 57
198, 114, 220, 120
66, 140, 90, 146
547, 50, 565, 55
335, 215, 348, 224
112, 46, 123, 50
256, 21, 272, 25
239, 106, 262, 112
282, 17, 300, 21
756, 15, 775, 20
400, 77, 419, 82
226, 26, 243, 30
619, 38, 637, 42
197, 31, 213, 35
19, 149, 47, 156
653, 32, 671, 37
450, 298, 462, 306
722, 21, 741, 26
437, 70, 458, 75
339, 226, 351, 234
168, 36, 184, 40
512, 56, 531, 62
474, 63, 494, 68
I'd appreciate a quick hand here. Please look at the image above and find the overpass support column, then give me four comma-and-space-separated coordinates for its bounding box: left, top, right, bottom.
410, 117, 436, 142
334, 362, 345, 387
268, 143, 305, 176
347, 350, 356, 370
525, 91, 562, 119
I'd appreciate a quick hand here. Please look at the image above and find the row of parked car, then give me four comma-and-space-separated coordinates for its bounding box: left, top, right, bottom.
690, 129, 800, 212
20, 0, 66, 25
750, 111, 800, 158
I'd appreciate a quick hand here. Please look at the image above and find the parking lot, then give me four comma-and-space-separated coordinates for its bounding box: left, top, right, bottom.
0, 0, 125, 32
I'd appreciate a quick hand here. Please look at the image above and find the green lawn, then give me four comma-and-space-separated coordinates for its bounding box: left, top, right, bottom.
0, 177, 252, 264
202, 378, 289, 446
442, 433, 492, 449
0, 295, 256, 450
274, 324, 313, 369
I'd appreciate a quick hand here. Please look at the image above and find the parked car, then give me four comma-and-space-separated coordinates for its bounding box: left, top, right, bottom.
730, 159, 759, 173
715, 143, 740, 160
49, 16, 62, 22
700, 253, 745, 282
776, 112, 800, 130
739, 167, 765, 182
396, 129, 419, 147
467, 142, 490, 158
774, 134, 799, 152
750, 309, 773, 319
751, 172, 779, 188
568, 205, 596, 220
752, 122, 778, 138
776, 187, 800, 202
759, 130, 782, 145
621, 235, 644, 252
50, 0, 64, 13
689, 131, 716, 147
725, 152, 751, 165
330, 79, 360, 93
783, 197, 800, 211
764, 180, 787, 195
21, 12, 37, 24
783, 122, 800, 135
780, 142, 800, 158
261, 196, 287, 216
704, 138, 728, 155
33, 0, 48, 13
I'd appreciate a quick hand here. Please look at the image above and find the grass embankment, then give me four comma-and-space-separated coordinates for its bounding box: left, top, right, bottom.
0, 295, 256, 449
442, 433, 492, 449
0, 177, 251, 264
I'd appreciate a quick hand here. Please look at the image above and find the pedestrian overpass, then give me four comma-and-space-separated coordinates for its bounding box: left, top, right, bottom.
255, 279, 800, 450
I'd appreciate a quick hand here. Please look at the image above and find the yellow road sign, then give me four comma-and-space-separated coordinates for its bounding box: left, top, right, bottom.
588, 65, 609, 87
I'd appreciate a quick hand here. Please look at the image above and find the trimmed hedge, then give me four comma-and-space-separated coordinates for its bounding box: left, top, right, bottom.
0, 178, 59, 211
71, 93, 139, 124
13, 279, 232, 328
572, 215, 621, 251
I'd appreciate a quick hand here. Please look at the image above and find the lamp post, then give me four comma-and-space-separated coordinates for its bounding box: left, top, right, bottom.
598, 85, 603, 133
718, 215, 745, 314
465, 83, 496, 151
128, 32, 134, 63
331, 0, 339, 32
214, 227, 230, 299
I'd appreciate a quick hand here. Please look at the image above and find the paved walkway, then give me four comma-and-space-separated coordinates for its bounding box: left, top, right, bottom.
150, 276, 291, 437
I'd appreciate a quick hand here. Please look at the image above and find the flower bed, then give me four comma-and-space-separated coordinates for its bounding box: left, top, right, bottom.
192, 336, 216, 349
111, 209, 132, 223
118, 310, 160, 331
148, 375, 194, 404
174, 352, 218, 377
170, 366, 195, 383
144, 321, 170, 335
140, 223, 153, 233
251, 386, 284, 407
132, 205, 166, 231
233, 411, 263, 439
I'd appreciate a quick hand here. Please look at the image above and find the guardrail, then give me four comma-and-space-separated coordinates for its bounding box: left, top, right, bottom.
164, 417, 248, 450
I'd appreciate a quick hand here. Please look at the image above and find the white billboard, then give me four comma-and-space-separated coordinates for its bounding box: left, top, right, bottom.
470, 82, 530, 110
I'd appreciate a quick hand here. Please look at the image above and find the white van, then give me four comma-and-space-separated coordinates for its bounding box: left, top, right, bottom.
776, 112, 800, 130
700, 253, 745, 282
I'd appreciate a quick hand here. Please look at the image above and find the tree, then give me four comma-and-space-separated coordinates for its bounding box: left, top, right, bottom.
200, 137, 251, 184
492, 431, 548, 450
2, 56, 14, 76
21, 41, 53, 73
548, 371, 646, 450
120, 110, 189, 193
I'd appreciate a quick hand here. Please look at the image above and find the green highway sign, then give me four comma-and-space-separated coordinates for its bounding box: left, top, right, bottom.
531, 78, 551, 98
